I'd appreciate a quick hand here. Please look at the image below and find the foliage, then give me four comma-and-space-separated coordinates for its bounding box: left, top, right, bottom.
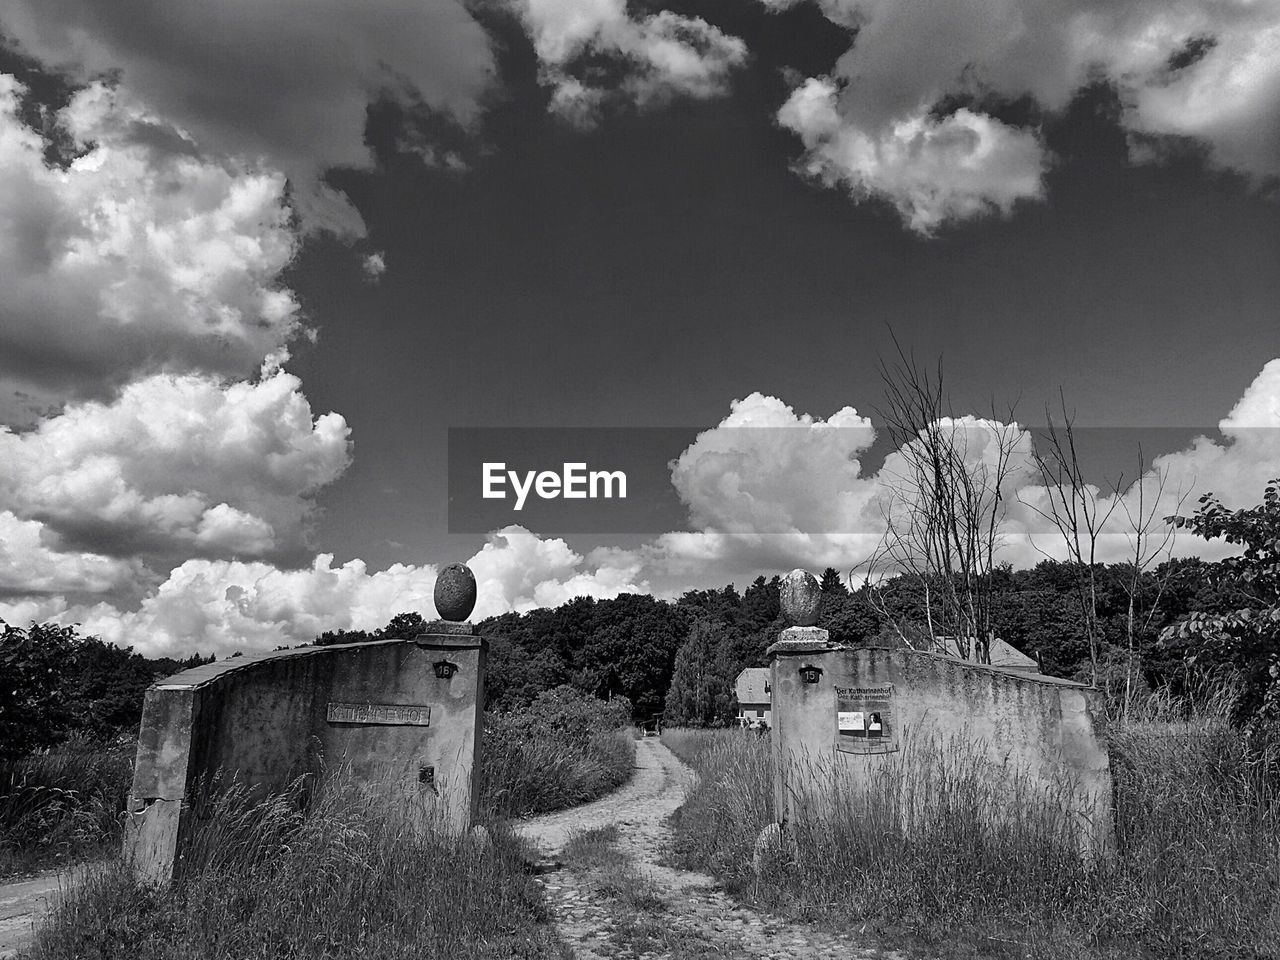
480, 593, 687, 720
663, 619, 738, 727
0, 622, 211, 761
1162, 479, 1280, 720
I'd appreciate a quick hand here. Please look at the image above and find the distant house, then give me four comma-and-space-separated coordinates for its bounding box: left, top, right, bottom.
735, 667, 772, 728
933, 636, 1039, 673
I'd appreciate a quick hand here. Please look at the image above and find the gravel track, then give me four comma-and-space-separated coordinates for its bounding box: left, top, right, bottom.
516, 737, 906, 960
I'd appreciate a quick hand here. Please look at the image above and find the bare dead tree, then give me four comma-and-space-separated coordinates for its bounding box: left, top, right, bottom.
1020, 392, 1121, 687
1114, 451, 1190, 721
856, 342, 1021, 663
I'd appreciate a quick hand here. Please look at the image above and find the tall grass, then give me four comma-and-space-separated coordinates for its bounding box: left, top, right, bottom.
478, 686, 636, 818
479, 715, 635, 818
16, 690, 637, 959
27, 776, 565, 960
2, 696, 636, 880
665, 690, 1280, 960
0, 739, 134, 878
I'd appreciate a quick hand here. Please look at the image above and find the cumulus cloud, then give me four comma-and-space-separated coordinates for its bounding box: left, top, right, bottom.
0, 525, 648, 657
670, 392, 876, 534
0, 0, 496, 236
0, 512, 142, 598
778, 80, 1047, 234
0, 77, 303, 416
0, 365, 351, 568
772, 0, 1280, 232
512, 0, 748, 125
470, 526, 647, 614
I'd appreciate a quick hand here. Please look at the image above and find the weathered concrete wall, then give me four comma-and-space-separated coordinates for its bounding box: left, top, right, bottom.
124, 630, 486, 883
769, 631, 1114, 861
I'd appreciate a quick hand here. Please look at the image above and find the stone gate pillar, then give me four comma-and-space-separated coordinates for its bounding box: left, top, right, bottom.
754, 568, 1115, 873
124, 562, 488, 883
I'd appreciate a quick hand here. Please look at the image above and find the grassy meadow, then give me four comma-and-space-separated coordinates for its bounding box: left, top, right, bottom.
663, 688, 1280, 960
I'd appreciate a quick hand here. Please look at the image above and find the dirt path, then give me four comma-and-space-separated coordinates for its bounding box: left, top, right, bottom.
516, 737, 908, 960
0, 868, 85, 959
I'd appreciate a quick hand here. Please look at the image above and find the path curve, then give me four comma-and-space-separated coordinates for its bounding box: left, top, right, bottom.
0, 868, 86, 959
517, 737, 906, 960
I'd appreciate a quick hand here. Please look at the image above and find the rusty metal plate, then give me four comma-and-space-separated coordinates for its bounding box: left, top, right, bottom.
326, 702, 432, 726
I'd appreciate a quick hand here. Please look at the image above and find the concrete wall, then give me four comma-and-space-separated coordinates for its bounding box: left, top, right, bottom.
124, 631, 486, 883
769, 634, 1114, 861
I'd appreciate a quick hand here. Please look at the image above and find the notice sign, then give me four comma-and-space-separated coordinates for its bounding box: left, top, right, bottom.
326, 702, 432, 726
834, 684, 897, 754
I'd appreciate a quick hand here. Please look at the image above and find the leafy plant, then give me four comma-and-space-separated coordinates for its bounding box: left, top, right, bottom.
1162, 479, 1280, 721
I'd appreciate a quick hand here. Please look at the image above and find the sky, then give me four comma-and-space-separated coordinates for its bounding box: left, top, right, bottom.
0, 0, 1277, 658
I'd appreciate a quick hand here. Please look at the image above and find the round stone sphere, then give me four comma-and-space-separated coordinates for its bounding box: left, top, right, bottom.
779, 569, 821, 626
434, 563, 477, 621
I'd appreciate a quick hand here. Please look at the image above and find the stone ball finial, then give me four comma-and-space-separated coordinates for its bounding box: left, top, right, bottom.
434, 563, 477, 622
780, 569, 821, 626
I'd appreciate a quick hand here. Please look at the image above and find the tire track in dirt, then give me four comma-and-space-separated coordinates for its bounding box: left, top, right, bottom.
516, 737, 909, 960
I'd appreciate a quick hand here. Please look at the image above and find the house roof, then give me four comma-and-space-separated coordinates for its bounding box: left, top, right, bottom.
735, 666, 771, 705
933, 636, 1038, 671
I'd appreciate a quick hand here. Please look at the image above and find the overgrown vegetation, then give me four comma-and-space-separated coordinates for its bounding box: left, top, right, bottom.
14, 687, 637, 957
0, 622, 211, 762
1, 686, 634, 881
25, 778, 567, 960
664, 687, 1280, 960
478, 685, 636, 818
0, 740, 133, 878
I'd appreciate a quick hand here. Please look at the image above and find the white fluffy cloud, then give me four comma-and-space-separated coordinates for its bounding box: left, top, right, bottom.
0, 512, 142, 597
470, 526, 647, 615
670, 392, 875, 534
778, 80, 1047, 234
0, 77, 302, 416
773, 0, 1280, 232
0, 0, 496, 236
513, 0, 748, 125
0, 525, 648, 657
0, 365, 351, 567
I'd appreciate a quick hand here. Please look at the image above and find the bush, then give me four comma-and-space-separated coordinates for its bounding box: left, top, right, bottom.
479, 686, 635, 818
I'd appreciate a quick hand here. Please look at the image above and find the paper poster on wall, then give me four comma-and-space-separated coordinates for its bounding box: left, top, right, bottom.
835, 683, 898, 754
